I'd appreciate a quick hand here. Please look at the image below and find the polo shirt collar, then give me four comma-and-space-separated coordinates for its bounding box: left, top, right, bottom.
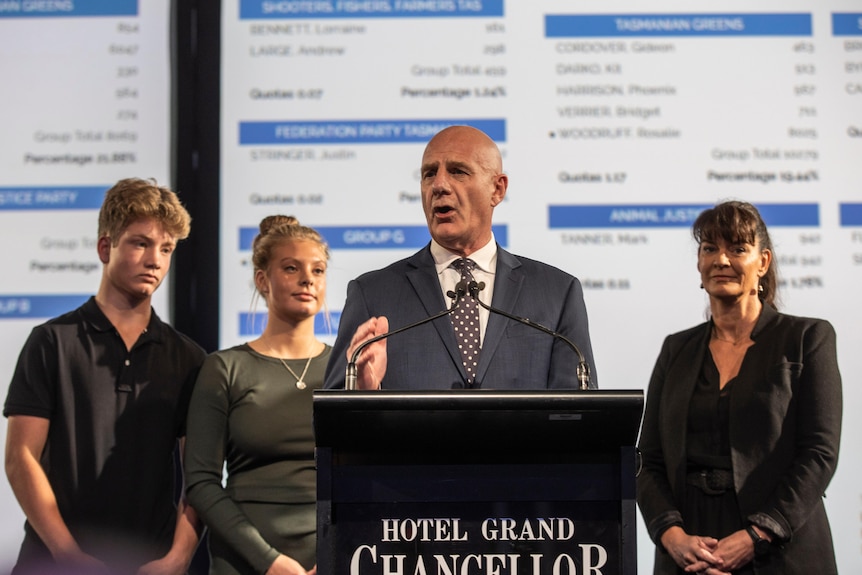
80, 296, 165, 342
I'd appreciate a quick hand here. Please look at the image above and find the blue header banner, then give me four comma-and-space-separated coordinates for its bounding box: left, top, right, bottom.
756, 203, 819, 227
240, 0, 503, 19
240, 119, 506, 145
549, 204, 819, 229
832, 13, 862, 36
546, 13, 811, 38
0, 0, 137, 18
0, 295, 89, 319
0, 186, 107, 211
840, 203, 862, 226
239, 311, 339, 336
239, 224, 509, 250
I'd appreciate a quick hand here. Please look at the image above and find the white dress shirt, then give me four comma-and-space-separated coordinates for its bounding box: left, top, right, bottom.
430, 236, 497, 343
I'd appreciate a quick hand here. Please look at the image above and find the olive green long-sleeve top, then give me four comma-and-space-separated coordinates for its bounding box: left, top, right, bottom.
184, 343, 331, 573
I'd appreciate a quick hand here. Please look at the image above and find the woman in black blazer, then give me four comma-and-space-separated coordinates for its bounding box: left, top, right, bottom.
637, 201, 842, 575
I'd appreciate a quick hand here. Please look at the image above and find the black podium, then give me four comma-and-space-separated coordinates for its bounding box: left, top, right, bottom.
314, 390, 644, 575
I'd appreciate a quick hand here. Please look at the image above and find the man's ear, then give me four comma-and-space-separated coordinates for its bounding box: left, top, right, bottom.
97, 236, 112, 264
491, 173, 508, 207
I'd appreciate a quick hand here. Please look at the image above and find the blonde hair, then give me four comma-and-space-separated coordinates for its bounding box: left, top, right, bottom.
251, 215, 330, 273
98, 178, 191, 244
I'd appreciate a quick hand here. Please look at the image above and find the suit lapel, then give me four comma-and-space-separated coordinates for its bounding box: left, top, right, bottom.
405, 247, 464, 377
475, 247, 523, 382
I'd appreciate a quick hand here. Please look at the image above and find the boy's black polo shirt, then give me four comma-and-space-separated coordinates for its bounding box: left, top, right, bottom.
4, 296, 205, 568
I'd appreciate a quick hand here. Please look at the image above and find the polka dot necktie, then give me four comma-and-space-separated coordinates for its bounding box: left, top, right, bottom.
451, 258, 481, 385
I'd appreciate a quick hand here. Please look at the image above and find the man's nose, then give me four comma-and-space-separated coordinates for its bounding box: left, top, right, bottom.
430, 171, 451, 193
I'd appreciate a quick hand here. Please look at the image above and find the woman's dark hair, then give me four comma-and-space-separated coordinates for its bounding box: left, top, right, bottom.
692, 200, 779, 309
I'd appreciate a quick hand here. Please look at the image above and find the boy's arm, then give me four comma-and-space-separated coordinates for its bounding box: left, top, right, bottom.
5, 415, 105, 569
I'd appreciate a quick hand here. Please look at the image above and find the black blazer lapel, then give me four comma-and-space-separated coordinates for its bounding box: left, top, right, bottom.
664, 324, 711, 495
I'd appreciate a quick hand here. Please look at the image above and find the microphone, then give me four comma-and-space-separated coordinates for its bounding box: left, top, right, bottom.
467, 280, 592, 390
345, 281, 468, 390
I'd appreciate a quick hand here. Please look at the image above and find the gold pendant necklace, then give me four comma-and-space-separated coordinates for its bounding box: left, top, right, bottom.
265, 340, 315, 390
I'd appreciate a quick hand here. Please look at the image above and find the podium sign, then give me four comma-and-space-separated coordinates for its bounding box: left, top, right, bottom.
314, 390, 644, 575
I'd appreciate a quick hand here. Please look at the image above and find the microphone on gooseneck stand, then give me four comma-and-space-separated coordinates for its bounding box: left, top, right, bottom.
344, 281, 468, 390
467, 281, 592, 390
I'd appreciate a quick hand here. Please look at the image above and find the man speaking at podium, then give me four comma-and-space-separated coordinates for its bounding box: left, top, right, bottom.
324, 125, 597, 391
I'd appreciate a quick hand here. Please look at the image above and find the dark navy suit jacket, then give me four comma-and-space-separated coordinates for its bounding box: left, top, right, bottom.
324, 244, 597, 390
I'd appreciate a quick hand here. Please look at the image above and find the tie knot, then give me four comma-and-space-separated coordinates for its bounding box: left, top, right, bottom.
452, 258, 476, 273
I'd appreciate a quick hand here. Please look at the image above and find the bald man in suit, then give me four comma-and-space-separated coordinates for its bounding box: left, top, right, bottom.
324, 125, 597, 390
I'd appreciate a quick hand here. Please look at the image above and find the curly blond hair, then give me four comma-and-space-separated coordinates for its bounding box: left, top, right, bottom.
98, 178, 191, 244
